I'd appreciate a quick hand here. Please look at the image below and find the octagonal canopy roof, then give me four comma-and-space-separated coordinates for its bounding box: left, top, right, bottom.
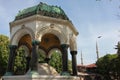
15, 2, 69, 21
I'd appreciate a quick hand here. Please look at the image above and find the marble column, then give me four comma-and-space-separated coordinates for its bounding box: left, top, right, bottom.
61, 44, 69, 74
5, 45, 17, 76
70, 51, 78, 76
30, 40, 40, 72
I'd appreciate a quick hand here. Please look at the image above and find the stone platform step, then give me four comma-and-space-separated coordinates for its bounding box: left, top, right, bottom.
3, 75, 80, 80
26, 63, 59, 76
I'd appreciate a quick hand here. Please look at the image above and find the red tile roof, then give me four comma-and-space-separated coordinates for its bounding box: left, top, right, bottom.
86, 63, 97, 68
77, 63, 97, 68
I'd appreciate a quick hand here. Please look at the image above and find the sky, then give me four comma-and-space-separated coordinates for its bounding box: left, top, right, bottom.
0, 0, 120, 65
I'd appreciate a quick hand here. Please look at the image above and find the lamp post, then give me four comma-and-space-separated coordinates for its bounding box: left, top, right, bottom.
96, 36, 102, 60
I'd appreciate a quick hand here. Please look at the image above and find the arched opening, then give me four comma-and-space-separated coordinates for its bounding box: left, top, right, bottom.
14, 46, 27, 75
39, 33, 62, 73
37, 26, 67, 45
10, 27, 34, 45
48, 48, 62, 58
40, 33, 61, 53
38, 48, 46, 63
18, 34, 32, 52
14, 34, 32, 75
48, 48, 62, 73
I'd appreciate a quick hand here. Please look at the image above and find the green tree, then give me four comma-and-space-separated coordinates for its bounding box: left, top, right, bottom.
0, 34, 9, 76
49, 50, 72, 73
38, 49, 46, 62
110, 42, 120, 80
0, 34, 27, 76
96, 54, 119, 80
38, 49, 72, 73
14, 47, 27, 75
109, 57, 120, 80
49, 51, 62, 73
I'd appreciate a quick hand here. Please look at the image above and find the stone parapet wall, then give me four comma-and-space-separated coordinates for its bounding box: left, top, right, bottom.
3, 75, 80, 80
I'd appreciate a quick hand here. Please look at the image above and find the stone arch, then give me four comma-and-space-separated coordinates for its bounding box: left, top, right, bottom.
18, 34, 32, 54
18, 44, 30, 57
10, 26, 35, 45
39, 46, 47, 54
37, 26, 67, 44
18, 42, 31, 52
38, 48, 46, 56
48, 48, 62, 58
47, 46, 61, 53
40, 33, 61, 52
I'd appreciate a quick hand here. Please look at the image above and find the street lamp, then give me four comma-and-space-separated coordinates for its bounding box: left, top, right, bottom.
96, 36, 102, 60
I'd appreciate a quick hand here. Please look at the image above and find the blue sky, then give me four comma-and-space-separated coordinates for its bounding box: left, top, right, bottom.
0, 0, 120, 65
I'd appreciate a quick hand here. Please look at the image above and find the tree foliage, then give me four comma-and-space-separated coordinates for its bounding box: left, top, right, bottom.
38, 49, 72, 73
14, 47, 27, 75
49, 51, 62, 73
0, 35, 27, 75
0, 34, 9, 76
49, 50, 72, 74
38, 49, 46, 62
96, 54, 120, 80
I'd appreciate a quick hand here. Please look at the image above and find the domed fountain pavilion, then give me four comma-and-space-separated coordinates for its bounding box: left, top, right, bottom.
3, 2, 79, 80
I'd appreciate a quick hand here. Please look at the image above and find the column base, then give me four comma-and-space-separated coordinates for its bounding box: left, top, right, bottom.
71, 73, 78, 76
4, 72, 13, 76
26, 70, 39, 77
60, 71, 70, 76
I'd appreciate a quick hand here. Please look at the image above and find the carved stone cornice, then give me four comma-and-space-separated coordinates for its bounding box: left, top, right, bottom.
10, 15, 79, 36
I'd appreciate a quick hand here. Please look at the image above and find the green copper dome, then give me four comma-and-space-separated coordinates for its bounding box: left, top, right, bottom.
15, 2, 69, 20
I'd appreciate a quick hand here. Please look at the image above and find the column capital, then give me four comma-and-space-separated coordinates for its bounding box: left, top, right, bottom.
70, 51, 77, 55
9, 45, 17, 49
32, 40, 40, 45
60, 44, 69, 48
